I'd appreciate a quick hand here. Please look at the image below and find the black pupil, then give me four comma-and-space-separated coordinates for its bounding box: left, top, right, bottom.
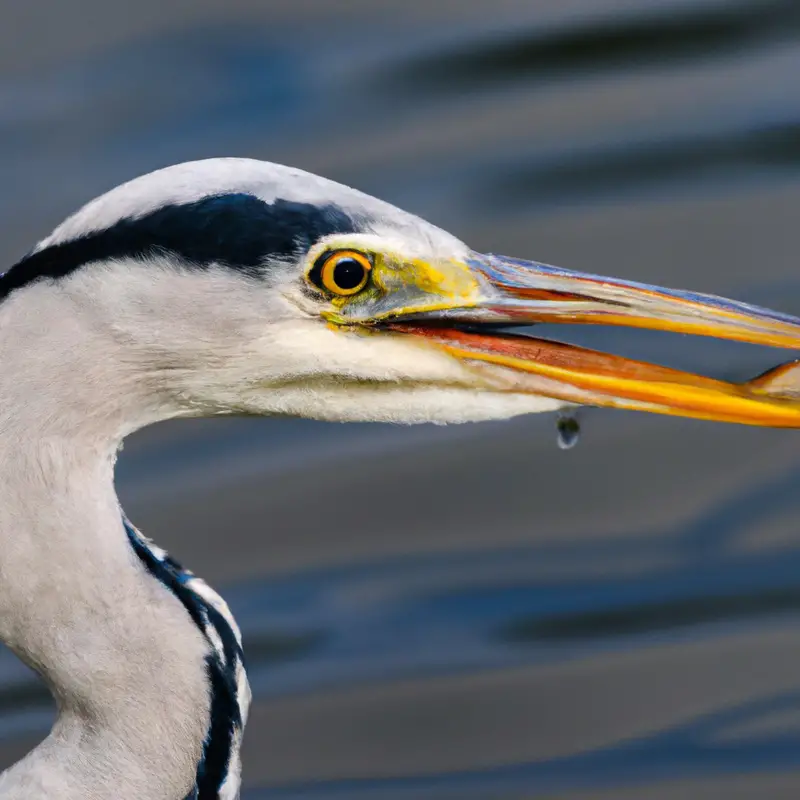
332, 257, 366, 290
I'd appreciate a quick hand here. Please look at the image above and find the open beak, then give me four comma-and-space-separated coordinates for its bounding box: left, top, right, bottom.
389, 253, 800, 427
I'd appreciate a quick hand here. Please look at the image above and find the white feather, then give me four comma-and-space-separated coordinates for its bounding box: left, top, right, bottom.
0, 158, 562, 799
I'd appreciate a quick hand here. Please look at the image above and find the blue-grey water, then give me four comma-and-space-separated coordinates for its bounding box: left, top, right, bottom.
3, 1, 800, 796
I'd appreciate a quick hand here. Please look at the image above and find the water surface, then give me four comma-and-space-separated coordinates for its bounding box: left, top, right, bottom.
2, 1, 800, 796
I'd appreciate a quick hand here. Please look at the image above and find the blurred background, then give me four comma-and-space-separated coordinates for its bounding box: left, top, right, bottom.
2, 0, 800, 797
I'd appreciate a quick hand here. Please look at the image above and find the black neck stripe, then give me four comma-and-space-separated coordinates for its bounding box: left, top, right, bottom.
124, 518, 247, 800
1, 193, 361, 300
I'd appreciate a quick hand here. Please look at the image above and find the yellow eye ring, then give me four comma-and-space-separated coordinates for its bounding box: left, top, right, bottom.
310, 249, 372, 296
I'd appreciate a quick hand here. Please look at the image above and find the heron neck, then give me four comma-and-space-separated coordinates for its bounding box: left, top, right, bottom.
0, 290, 211, 799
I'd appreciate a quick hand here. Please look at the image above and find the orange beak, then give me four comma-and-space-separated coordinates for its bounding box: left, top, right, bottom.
389, 254, 800, 427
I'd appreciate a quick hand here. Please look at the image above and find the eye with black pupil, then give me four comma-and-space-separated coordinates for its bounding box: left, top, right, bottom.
308, 249, 372, 296
332, 258, 366, 290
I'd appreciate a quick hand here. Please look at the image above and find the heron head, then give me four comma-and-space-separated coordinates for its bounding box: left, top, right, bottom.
288, 227, 800, 426
8, 158, 800, 428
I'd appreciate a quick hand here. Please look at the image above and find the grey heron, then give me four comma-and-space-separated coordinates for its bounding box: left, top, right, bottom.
0, 157, 799, 800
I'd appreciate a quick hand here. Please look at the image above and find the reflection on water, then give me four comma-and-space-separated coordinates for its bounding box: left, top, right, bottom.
255, 691, 800, 799
2, 0, 800, 797
377, 0, 800, 94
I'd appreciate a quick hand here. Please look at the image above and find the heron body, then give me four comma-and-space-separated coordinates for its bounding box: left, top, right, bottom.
1, 158, 800, 799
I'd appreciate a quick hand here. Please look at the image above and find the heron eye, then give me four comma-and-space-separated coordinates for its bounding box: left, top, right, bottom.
310, 250, 372, 296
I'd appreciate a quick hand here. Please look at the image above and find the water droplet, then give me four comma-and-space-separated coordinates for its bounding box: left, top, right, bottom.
556, 413, 580, 450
